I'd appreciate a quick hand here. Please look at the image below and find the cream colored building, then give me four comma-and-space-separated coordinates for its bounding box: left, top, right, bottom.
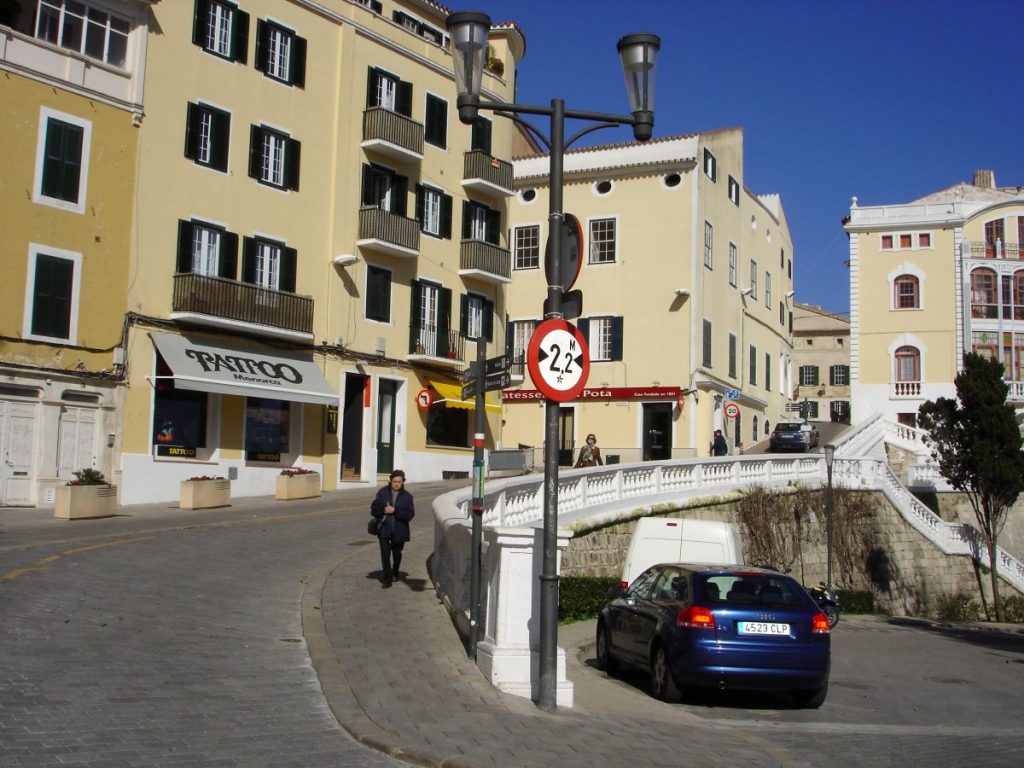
791, 303, 851, 424
846, 170, 1024, 426
502, 128, 796, 462
0, 1, 153, 506
118, 0, 523, 504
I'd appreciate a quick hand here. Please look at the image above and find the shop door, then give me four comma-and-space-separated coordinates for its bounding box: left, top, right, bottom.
642, 403, 672, 461
558, 407, 575, 466
341, 373, 366, 481
1, 400, 37, 506
375, 379, 398, 474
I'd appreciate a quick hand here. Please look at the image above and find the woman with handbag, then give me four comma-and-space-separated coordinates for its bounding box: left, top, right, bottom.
370, 469, 415, 588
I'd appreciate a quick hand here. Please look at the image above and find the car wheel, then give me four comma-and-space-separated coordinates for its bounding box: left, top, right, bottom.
793, 681, 828, 709
595, 622, 619, 673
650, 644, 681, 702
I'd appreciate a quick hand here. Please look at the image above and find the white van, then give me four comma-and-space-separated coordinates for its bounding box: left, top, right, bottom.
619, 517, 744, 588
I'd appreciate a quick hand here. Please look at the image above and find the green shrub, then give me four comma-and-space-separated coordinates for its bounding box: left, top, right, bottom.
936, 592, 982, 622
836, 589, 875, 614
69, 468, 106, 486
996, 595, 1024, 623
559, 576, 620, 623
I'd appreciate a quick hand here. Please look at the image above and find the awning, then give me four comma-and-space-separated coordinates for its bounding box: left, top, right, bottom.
430, 379, 501, 412
150, 332, 338, 406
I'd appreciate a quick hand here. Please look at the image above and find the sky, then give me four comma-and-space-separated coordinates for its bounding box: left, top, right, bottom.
458, 0, 1024, 315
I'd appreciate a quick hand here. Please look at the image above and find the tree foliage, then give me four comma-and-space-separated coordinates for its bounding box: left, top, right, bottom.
918, 353, 1024, 621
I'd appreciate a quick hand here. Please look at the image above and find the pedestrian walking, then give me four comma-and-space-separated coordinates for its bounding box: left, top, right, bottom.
370, 469, 415, 588
574, 433, 603, 468
712, 429, 729, 456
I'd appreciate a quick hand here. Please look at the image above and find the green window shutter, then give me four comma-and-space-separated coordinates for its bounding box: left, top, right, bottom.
291, 35, 307, 87
285, 138, 301, 191
366, 67, 378, 108
765, 353, 771, 390
459, 295, 469, 337
184, 102, 199, 160
425, 95, 447, 148
231, 9, 249, 64
392, 175, 407, 216
486, 208, 501, 245
220, 231, 238, 279
32, 255, 73, 338
367, 266, 390, 322
483, 299, 494, 342
361, 164, 375, 207
409, 279, 422, 352
279, 247, 297, 292
505, 315, 514, 358
241, 237, 257, 283
176, 220, 194, 274
441, 193, 453, 239
461, 201, 472, 240
254, 19, 267, 73
42, 120, 82, 202
611, 317, 624, 361
396, 80, 413, 117
192, 0, 208, 47
414, 184, 425, 228
471, 117, 491, 154
577, 317, 590, 344
248, 125, 262, 179
210, 108, 230, 172
437, 287, 452, 355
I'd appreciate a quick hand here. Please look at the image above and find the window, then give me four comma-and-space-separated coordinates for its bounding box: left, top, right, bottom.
415, 184, 452, 237
703, 148, 717, 181
894, 275, 919, 309
514, 225, 540, 270
702, 319, 712, 367
728, 333, 737, 378
985, 219, 1005, 258
830, 365, 850, 386
34, 107, 91, 212
589, 218, 617, 264
510, 320, 536, 364
24, 245, 81, 342
894, 346, 920, 382
830, 401, 850, 423
580, 316, 623, 361
460, 294, 494, 341
362, 164, 408, 214
36, 0, 130, 67
366, 67, 412, 116
242, 236, 297, 292
153, 353, 208, 450
728, 175, 739, 205
899, 234, 912, 249
245, 398, 290, 457
779, 301, 785, 325
176, 219, 238, 279
424, 94, 448, 149
354, 0, 383, 13
971, 269, 998, 318
471, 116, 492, 155
728, 242, 736, 285
392, 9, 446, 45
365, 264, 391, 322
780, 248, 785, 269
594, 180, 613, 195
410, 281, 454, 358
799, 365, 819, 386
765, 353, 771, 391
249, 125, 300, 191
806, 401, 820, 419
749, 345, 757, 387
704, 221, 713, 269
919, 233, 931, 248
184, 102, 230, 172
426, 402, 469, 447
881, 235, 893, 250
462, 201, 501, 245
192, 0, 249, 63
255, 19, 306, 86
765, 271, 772, 308
749, 260, 758, 299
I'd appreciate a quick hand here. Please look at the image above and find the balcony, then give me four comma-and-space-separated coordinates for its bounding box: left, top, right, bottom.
408, 324, 465, 367
459, 239, 512, 284
462, 150, 513, 198
357, 206, 421, 258
891, 381, 922, 399
361, 107, 424, 162
172, 273, 313, 338
963, 241, 1023, 260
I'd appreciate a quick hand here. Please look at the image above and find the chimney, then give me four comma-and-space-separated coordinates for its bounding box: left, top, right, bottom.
973, 169, 996, 189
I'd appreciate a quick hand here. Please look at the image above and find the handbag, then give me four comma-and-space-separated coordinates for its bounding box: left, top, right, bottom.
368, 516, 380, 536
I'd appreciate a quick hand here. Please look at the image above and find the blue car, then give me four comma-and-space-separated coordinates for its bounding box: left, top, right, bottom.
596, 564, 831, 707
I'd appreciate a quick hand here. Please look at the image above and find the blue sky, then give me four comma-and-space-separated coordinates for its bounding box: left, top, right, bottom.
461, 0, 1024, 314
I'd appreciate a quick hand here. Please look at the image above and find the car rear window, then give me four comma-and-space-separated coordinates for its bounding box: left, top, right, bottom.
774, 423, 802, 433
698, 573, 806, 607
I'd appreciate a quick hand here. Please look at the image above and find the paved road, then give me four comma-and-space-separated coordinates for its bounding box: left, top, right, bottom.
3, 484, 1024, 768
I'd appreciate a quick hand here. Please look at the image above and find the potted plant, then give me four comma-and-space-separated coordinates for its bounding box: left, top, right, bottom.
180, 475, 231, 510
54, 468, 118, 520
485, 45, 504, 77
276, 467, 322, 500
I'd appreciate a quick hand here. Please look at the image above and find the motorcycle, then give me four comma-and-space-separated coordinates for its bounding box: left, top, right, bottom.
807, 582, 840, 628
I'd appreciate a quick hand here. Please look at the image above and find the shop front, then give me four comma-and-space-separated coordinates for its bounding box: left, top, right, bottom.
120, 331, 338, 504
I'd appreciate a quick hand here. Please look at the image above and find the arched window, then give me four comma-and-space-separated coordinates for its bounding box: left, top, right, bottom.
894, 274, 919, 309
971, 269, 998, 318
752, 415, 759, 441
894, 346, 921, 397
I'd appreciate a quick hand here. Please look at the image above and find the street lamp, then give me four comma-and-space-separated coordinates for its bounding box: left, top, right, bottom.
447, 11, 659, 712
823, 443, 836, 587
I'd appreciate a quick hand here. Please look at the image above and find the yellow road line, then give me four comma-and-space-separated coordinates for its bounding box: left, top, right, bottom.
1, 535, 154, 582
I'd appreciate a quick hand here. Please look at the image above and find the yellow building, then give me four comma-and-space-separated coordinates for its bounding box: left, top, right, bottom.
846, 170, 1024, 426
502, 128, 796, 463
791, 303, 851, 425
0, 1, 152, 506
119, 1, 523, 503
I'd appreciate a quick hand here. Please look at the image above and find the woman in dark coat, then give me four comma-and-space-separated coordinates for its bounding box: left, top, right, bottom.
370, 469, 415, 587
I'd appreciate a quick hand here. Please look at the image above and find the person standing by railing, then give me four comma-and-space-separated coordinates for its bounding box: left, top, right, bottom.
574, 434, 603, 468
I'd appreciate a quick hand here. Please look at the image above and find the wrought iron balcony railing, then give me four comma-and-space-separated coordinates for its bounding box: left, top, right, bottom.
462, 150, 513, 196
172, 273, 313, 334
963, 241, 1023, 260
362, 107, 424, 158
408, 323, 465, 362
358, 206, 421, 255
459, 239, 511, 282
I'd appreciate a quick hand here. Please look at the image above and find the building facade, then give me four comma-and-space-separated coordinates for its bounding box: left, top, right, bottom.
846, 170, 1024, 426
0, 0, 153, 506
501, 128, 796, 463
791, 303, 851, 424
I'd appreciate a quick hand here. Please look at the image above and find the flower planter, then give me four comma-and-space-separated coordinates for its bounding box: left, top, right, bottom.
54, 484, 118, 520
276, 472, 321, 500
180, 479, 231, 510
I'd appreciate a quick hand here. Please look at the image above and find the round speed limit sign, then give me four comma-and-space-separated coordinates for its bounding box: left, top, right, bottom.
724, 402, 741, 419
526, 318, 590, 402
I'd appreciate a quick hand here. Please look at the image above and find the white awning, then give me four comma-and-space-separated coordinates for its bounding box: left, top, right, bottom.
150, 332, 338, 406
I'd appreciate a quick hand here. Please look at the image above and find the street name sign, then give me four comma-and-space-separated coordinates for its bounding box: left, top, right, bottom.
462, 371, 512, 401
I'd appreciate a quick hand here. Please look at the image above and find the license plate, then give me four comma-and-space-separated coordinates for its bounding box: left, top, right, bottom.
738, 621, 790, 636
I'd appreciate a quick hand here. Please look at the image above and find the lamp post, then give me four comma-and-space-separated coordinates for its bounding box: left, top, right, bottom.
823, 443, 836, 587
447, 11, 659, 712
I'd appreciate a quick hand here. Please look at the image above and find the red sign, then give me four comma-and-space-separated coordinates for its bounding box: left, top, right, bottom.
502, 386, 682, 402
724, 402, 741, 419
526, 319, 590, 402
415, 388, 434, 411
